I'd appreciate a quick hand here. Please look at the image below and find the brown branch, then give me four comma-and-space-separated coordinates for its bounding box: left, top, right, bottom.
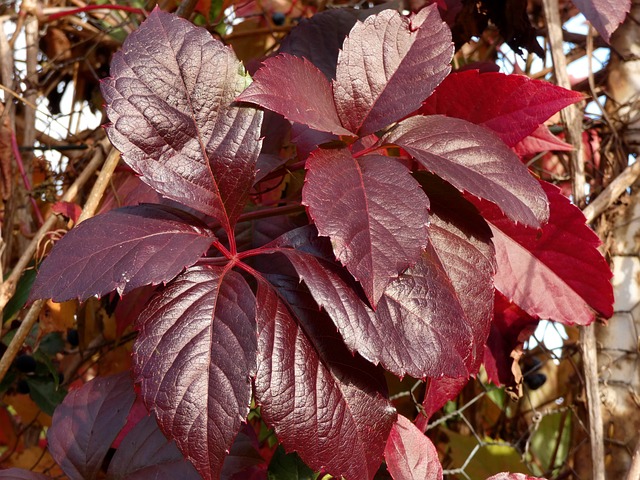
543, 2, 605, 480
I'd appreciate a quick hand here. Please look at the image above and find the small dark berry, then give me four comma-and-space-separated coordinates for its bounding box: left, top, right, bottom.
16, 380, 30, 394
524, 372, 547, 390
15, 354, 37, 373
0, 343, 6, 357
272, 12, 286, 26
10, 320, 20, 330
67, 328, 79, 347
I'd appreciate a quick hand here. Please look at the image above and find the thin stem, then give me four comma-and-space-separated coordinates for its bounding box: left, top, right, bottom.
10, 131, 43, 226
46, 5, 146, 22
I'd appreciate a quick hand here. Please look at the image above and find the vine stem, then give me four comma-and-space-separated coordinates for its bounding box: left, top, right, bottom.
543, 1, 604, 479
0, 141, 120, 386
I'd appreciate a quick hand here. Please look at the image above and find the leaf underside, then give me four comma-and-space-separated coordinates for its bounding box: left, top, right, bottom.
473, 181, 614, 325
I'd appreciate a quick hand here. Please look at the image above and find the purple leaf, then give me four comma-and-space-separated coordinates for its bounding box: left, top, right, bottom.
385, 115, 549, 227
473, 181, 613, 325
133, 265, 257, 480
303, 149, 429, 307
384, 415, 443, 480
237, 54, 352, 136
270, 226, 485, 379
0, 470, 52, 480
101, 8, 262, 233
107, 414, 200, 479
333, 6, 453, 135
220, 425, 266, 480
48, 372, 136, 480
255, 280, 395, 479
30, 204, 215, 302
571, 0, 631, 43
419, 70, 583, 147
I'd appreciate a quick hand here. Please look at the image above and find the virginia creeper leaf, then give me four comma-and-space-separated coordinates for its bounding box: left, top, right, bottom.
133, 265, 257, 480
107, 414, 200, 479
48, 372, 136, 480
267, 446, 316, 480
237, 54, 352, 136
278, 5, 394, 80
30, 204, 215, 302
419, 71, 583, 147
414, 376, 468, 432
255, 280, 395, 479
220, 425, 266, 480
473, 181, 614, 325
303, 149, 429, 306
385, 115, 549, 227
571, 0, 631, 43
269, 226, 481, 379
333, 6, 453, 135
483, 292, 539, 387
101, 8, 262, 232
384, 415, 443, 480
512, 125, 573, 158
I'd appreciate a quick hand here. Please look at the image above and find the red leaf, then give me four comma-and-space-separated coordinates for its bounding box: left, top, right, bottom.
220, 425, 266, 480
303, 149, 429, 306
571, 0, 631, 43
30, 204, 215, 302
414, 376, 468, 432
385, 115, 549, 228
483, 292, 539, 387
512, 125, 573, 158
270, 226, 484, 379
237, 54, 352, 136
107, 414, 200, 479
101, 9, 262, 234
51, 201, 82, 223
133, 266, 257, 480
48, 372, 136, 480
473, 181, 614, 325
255, 280, 395, 479
420, 71, 583, 147
385, 415, 443, 480
333, 6, 453, 135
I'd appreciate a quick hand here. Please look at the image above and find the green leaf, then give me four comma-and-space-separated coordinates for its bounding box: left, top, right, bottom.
25, 377, 67, 416
3, 267, 37, 324
268, 446, 320, 480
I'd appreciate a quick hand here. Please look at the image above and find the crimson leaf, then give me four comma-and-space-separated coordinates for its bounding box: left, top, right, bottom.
512, 125, 573, 158
303, 149, 429, 307
419, 70, 583, 147
384, 415, 443, 480
30, 204, 214, 302
107, 414, 200, 479
414, 376, 468, 432
256, 279, 395, 479
385, 115, 549, 227
47, 372, 136, 480
101, 8, 262, 233
133, 265, 257, 480
486, 474, 546, 480
270, 226, 483, 379
473, 181, 614, 325
237, 54, 351, 136
571, 0, 631, 43
333, 6, 453, 135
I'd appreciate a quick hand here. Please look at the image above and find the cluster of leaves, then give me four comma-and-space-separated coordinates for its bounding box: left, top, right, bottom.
6, 4, 614, 479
